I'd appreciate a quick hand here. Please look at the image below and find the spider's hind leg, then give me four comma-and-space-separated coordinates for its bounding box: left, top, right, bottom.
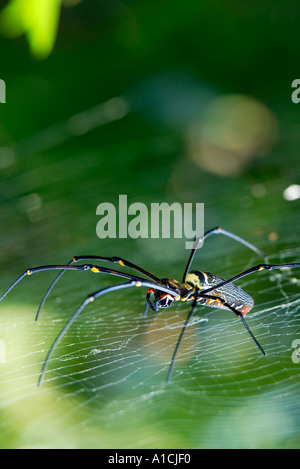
200, 292, 266, 356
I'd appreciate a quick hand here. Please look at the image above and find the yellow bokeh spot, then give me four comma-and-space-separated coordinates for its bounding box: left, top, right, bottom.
186, 94, 278, 177
0, 0, 62, 59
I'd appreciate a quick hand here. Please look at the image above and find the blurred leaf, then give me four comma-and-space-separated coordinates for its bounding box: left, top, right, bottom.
0, 0, 62, 59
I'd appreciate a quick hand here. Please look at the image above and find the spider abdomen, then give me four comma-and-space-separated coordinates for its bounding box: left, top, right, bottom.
186, 270, 254, 316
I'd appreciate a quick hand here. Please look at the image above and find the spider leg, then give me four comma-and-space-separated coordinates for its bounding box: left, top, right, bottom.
35, 259, 74, 321
143, 303, 149, 316
143, 289, 157, 316
0, 263, 170, 318
191, 261, 300, 358
0, 264, 88, 303
36, 255, 161, 321
38, 278, 178, 386
182, 227, 267, 282
166, 286, 266, 384
200, 293, 266, 356
73, 256, 161, 282
201, 262, 300, 296
166, 289, 199, 384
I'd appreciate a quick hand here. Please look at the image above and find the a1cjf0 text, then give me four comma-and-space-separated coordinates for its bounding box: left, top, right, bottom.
108, 453, 191, 466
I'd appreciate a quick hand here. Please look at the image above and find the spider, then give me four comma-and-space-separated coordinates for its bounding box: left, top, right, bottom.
1, 226, 300, 386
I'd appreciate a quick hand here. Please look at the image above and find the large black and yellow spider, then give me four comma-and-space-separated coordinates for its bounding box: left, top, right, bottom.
1, 227, 300, 386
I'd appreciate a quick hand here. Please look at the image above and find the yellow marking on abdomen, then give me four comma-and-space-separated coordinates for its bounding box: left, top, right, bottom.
185, 272, 207, 289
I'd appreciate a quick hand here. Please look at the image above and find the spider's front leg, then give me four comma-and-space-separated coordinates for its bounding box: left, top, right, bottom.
0, 263, 90, 304
0, 262, 160, 321
38, 279, 178, 386
35, 255, 161, 320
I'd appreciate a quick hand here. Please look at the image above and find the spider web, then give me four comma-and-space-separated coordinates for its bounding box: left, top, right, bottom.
1, 94, 300, 449
1, 242, 300, 448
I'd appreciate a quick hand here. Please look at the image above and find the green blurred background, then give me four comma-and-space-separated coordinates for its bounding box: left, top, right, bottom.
1, 0, 300, 449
